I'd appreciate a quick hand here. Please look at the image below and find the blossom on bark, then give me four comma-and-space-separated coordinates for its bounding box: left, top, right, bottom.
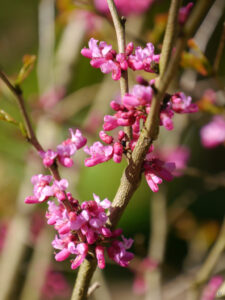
144, 155, 176, 192
25, 175, 53, 204
39, 128, 87, 168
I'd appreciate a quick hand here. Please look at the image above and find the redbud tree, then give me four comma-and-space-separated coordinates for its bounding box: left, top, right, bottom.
0, 0, 225, 300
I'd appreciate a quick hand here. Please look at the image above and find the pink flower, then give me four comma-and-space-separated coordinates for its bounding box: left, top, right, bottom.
179, 2, 194, 25
94, 0, 154, 16
99, 131, 113, 144
132, 257, 158, 295
160, 108, 174, 131
107, 236, 134, 267
41, 268, 71, 300
171, 92, 198, 114
39, 87, 65, 110
201, 276, 223, 300
123, 85, 153, 107
69, 129, 87, 150
69, 243, 89, 269
25, 174, 53, 204
52, 179, 68, 201
200, 116, 225, 148
81, 38, 122, 80
56, 129, 87, 168
84, 142, 113, 167
39, 150, 57, 167
95, 245, 106, 269
144, 156, 175, 192
128, 43, 160, 73
158, 146, 190, 176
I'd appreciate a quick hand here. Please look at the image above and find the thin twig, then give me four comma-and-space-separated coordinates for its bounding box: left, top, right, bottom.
0, 70, 73, 212
87, 282, 100, 297
159, 0, 181, 76
106, 0, 132, 141
0, 71, 43, 152
213, 22, 225, 75
145, 188, 168, 300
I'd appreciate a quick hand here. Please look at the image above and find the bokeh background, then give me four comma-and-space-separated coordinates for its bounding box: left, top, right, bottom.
0, 0, 225, 299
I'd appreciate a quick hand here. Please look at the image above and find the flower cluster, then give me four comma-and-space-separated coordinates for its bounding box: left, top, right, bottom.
48, 193, 133, 269
25, 125, 133, 269
81, 38, 160, 80
84, 81, 198, 192
25, 175, 133, 269
39, 129, 87, 168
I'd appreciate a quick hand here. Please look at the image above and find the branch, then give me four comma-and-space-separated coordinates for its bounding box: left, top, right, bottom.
109, 0, 214, 227
56, 1, 214, 299
71, 253, 97, 300
106, 0, 132, 140
159, 0, 181, 76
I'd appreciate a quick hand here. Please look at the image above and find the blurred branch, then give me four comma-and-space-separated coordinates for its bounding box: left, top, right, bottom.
213, 22, 225, 75
184, 167, 225, 188
145, 188, 168, 300
180, 0, 225, 92
187, 218, 225, 300
37, 0, 55, 93
19, 227, 53, 300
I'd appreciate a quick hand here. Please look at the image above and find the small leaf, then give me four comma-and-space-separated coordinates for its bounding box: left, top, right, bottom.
0, 109, 18, 125
15, 54, 36, 85
0, 109, 28, 137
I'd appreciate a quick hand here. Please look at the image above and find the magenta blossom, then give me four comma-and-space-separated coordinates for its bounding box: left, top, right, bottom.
94, 0, 154, 16
200, 116, 225, 148
170, 92, 198, 114
81, 38, 122, 80
107, 236, 134, 267
123, 85, 153, 107
39, 128, 87, 168
132, 257, 158, 295
81, 39, 159, 80
201, 276, 223, 300
41, 268, 71, 300
84, 141, 113, 167
144, 155, 176, 192
25, 174, 53, 204
178, 2, 194, 25
128, 43, 160, 73
157, 146, 190, 176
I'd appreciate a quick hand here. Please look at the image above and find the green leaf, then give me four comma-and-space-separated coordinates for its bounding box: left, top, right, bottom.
15, 54, 36, 85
